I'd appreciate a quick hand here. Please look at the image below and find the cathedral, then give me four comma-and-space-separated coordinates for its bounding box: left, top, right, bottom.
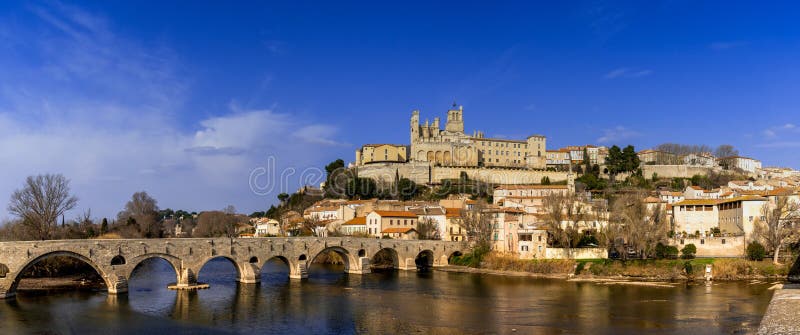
356, 105, 547, 170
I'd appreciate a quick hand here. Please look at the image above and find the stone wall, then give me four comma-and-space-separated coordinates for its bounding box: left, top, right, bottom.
642, 165, 720, 179
355, 162, 569, 185
546, 248, 608, 259
670, 236, 745, 257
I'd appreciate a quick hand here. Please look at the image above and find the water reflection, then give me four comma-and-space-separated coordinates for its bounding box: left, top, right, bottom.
0, 258, 777, 334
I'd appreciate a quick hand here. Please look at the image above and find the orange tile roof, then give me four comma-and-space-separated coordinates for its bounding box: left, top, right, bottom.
381, 227, 416, 234
342, 216, 366, 225
495, 185, 568, 190
689, 186, 703, 190
445, 208, 462, 218
372, 210, 417, 218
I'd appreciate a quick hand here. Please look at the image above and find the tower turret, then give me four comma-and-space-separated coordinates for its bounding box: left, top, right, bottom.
445, 104, 464, 134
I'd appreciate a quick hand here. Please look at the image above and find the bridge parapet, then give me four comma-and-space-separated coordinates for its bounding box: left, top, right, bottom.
0, 237, 466, 299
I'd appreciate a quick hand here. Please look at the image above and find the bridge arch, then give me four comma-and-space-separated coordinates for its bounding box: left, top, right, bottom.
446, 251, 464, 265
125, 253, 182, 281
371, 248, 399, 270
415, 249, 435, 271
6, 250, 112, 298
308, 246, 357, 274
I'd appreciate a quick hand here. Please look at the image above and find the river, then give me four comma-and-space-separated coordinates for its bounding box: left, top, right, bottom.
0, 258, 776, 334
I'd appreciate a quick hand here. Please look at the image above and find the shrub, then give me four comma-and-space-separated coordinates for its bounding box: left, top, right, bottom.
746, 241, 766, 261
681, 244, 697, 259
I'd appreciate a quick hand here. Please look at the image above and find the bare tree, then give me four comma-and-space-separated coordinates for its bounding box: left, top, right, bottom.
607, 192, 668, 259
117, 191, 161, 238
417, 217, 440, 240
223, 205, 237, 215
192, 211, 240, 237
7, 174, 78, 240
456, 201, 493, 250
654, 143, 713, 156
541, 192, 587, 249
753, 197, 800, 264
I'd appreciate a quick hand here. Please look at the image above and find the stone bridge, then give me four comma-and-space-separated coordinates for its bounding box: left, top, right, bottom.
0, 237, 466, 299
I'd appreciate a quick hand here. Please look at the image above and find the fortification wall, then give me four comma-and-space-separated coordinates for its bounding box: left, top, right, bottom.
642, 165, 720, 179
546, 248, 608, 259
354, 163, 569, 185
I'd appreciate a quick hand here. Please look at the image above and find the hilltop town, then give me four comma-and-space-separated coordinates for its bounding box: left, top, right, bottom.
253, 105, 800, 266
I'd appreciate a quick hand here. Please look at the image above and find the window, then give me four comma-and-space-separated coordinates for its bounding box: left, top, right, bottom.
404, 219, 407, 225
390, 219, 393, 225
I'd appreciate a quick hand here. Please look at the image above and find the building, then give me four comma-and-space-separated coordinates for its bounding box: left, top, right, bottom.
638, 150, 680, 165
252, 218, 280, 237
658, 190, 685, 204
546, 149, 571, 171
493, 184, 572, 216
682, 153, 716, 167
683, 186, 721, 200
485, 206, 526, 253
728, 180, 772, 191
380, 227, 418, 240
365, 210, 418, 238
672, 196, 768, 237
443, 207, 466, 241
340, 216, 367, 236
355, 144, 409, 165
720, 156, 762, 173
405, 105, 547, 169
409, 206, 447, 240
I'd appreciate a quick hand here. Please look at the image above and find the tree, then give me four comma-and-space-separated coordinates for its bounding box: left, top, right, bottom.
192, 211, 241, 237
117, 191, 161, 238
7, 174, 79, 240
541, 176, 551, 185
323, 159, 346, 198
714, 144, 739, 169
417, 218, 440, 240
222, 205, 237, 215
753, 197, 800, 264
541, 192, 587, 249
606, 192, 668, 259
100, 218, 109, 235
746, 241, 766, 261
681, 244, 697, 259
455, 201, 493, 250
396, 177, 421, 201
277, 193, 290, 204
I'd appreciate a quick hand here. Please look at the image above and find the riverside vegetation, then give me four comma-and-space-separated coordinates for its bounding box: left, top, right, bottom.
450, 250, 791, 281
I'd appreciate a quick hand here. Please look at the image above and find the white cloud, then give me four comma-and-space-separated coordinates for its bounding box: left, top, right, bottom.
596, 126, 640, 144
604, 67, 653, 79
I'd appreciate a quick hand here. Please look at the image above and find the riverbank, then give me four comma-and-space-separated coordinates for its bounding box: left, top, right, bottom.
16, 275, 106, 292
444, 253, 792, 282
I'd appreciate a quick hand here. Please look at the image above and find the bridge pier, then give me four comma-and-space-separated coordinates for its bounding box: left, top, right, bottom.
290, 263, 308, 279
168, 267, 208, 290
238, 262, 261, 284
346, 257, 372, 275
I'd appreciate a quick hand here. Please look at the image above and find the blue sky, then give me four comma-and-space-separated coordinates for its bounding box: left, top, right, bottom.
1, 1, 799, 220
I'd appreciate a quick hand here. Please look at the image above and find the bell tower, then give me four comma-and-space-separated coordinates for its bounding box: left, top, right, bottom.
410, 110, 420, 144
445, 103, 464, 134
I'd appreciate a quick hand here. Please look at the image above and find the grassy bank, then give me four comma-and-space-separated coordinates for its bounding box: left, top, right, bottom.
451, 251, 792, 281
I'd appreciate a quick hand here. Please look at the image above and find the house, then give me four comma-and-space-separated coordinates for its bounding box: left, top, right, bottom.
340, 216, 367, 236
381, 227, 418, 240
365, 210, 418, 238
409, 206, 446, 240
546, 149, 571, 171
719, 156, 762, 173
682, 153, 716, 167
672, 196, 768, 237
683, 186, 721, 200
252, 218, 280, 237
443, 207, 466, 241
728, 180, 772, 191
658, 191, 684, 204
485, 206, 526, 253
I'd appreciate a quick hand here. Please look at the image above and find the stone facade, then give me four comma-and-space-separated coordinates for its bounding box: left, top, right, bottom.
0, 237, 465, 299
355, 144, 409, 165
355, 162, 569, 186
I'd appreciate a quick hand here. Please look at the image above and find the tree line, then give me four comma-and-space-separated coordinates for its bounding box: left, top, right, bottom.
1, 174, 253, 241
